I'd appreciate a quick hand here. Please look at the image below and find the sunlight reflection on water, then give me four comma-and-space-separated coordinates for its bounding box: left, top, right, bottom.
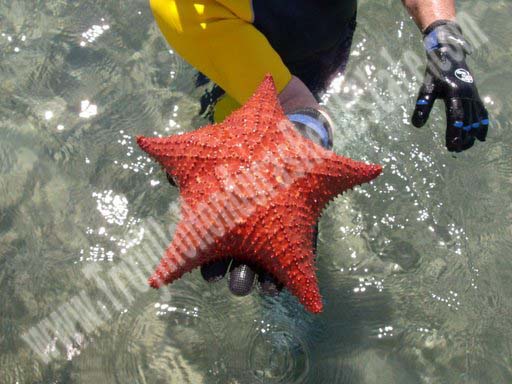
0, 1, 511, 383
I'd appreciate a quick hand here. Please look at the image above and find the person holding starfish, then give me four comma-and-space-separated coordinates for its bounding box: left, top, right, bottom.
149, 0, 489, 296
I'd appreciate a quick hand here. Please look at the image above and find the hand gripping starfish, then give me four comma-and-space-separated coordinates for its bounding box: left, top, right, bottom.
137, 75, 382, 313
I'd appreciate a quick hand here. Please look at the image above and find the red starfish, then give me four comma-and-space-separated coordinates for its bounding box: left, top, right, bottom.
137, 75, 382, 313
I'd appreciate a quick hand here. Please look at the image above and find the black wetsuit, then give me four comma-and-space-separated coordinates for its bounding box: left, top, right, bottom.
253, 0, 358, 94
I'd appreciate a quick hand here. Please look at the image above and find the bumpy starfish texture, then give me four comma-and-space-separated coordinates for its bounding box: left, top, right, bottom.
137, 75, 382, 313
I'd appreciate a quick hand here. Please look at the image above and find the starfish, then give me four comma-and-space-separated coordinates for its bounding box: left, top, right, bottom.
136, 75, 382, 313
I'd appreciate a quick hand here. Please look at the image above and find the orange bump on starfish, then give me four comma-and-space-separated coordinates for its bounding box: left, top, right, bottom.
137, 74, 382, 313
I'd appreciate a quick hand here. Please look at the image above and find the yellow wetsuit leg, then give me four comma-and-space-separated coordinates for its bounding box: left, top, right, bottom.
149, 0, 292, 109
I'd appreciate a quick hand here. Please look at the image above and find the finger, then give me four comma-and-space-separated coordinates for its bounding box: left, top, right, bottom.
460, 99, 476, 152
475, 103, 489, 142
312, 223, 319, 256
412, 78, 437, 128
201, 259, 231, 282
467, 102, 481, 139
258, 273, 282, 296
166, 172, 177, 187
445, 98, 467, 152
228, 261, 255, 296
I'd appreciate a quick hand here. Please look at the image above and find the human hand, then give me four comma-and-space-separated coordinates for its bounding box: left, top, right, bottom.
412, 21, 489, 152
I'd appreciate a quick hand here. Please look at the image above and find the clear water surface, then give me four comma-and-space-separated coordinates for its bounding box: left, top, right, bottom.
1, 0, 511, 383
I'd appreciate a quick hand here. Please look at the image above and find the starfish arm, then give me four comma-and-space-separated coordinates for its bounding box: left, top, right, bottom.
278, 249, 323, 313
136, 130, 223, 168
148, 221, 221, 288
235, 217, 322, 313
280, 154, 382, 214
227, 74, 284, 124
237, 199, 321, 312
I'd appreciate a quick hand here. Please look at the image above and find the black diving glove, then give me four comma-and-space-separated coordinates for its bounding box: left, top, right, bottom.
412, 20, 489, 152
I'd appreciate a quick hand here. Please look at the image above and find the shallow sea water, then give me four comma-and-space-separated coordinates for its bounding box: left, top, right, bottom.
1, 0, 511, 383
